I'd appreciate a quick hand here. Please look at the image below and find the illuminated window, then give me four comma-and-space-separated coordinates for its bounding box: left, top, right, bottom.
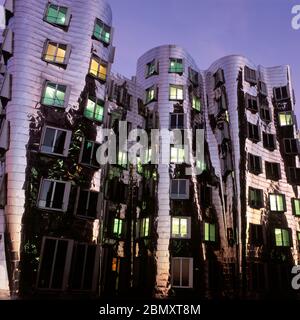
75, 189, 99, 219
42, 81, 69, 108
43, 41, 70, 65
80, 140, 101, 168
113, 218, 123, 238
44, 3, 70, 27
136, 217, 150, 238
146, 59, 158, 77
145, 86, 156, 104
170, 179, 189, 199
269, 194, 285, 212
278, 112, 293, 126
169, 85, 183, 101
192, 95, 201, 111
112, 257, 120, 272
93, 18, 111, 45
196, 160, 207, 172
118, 151, 127, 168
169, 58, 183, 73
274, 228, 290, 247
89, 56, 107, 81
171, 257, 193, 288
170, 146, 185, 164
171, 217, 191, 239
292, 198, 300, 216
84, 97, 104, 122
204, 222, 216, 242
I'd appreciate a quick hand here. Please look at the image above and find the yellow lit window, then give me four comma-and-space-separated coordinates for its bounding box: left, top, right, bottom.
89, 56, 107, 81
44, 42, 67, 64
171, 217, 190, 238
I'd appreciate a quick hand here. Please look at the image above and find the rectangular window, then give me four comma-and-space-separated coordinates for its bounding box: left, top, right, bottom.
279, 112, 293, 126
284, 139, 299, 154
40, 126, 71, 157
258, 81, 267, 96
171, 257, 193, 288
170, 113, 185, 129
75, 189, 99, 219
145, 85, 157, 104
170, 146, 185, 164
248, 153, 262, 175
248, 187, 263, 209
37, 179, 71, 212
169, 58, 183, 73
146, 59, 158, 77
136, 217, 150, 238
113, 218, 123, 238
89, 56, 107, 81
188, 68, 199, 86
200, 186, 212, 208
80, 140, 101, 168
274, 86, 289, 101
263, 132, 276, 150
204, 222, 216, 242
169, 85, 184, 101
41, 81, 69, 108
247, 122, 260, 142
244, 66, 257, 84
192, 95, 201, 111
44, 3, 70, 27
93, 18, 111, 45
170, 179, 189, 200
249, 223, 263, 246
214, 68, 225, 88
288, 167, 300, 185
43, 40, 70, 65
260, 106, 271, 122
297, 232, 300, 249
265, 162, 281, 181
292, 198, 300, 216
84, 97, 104, 122
245, 93, 258, 112
274, 228, 290, 247
171, 217, 191, 239
269, 194, 286, 212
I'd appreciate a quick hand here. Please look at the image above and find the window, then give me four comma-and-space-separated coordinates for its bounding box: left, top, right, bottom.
249, 223, 263, 246
37, 179, 71, 212
258, 81, 267, 96
113, 218, 123, 238
188, 68, 198, 86
40, 126, 71, 157
274, 228, 290, 247
170, 146, 185, 164
245, 93, 258, 112
118, 151, 127, 168
171, 257, 193, 288
248, 187, 263, 209
171, 217, 191, 239
279, 112, 293, 126
265, 162, 281, 181
169, 85, 184, 101
297, 232, 300, 249
41, 81, 69, 108
93, 18, 111, 45
274, 86, 289, 101
44, 3, 70, 27
247, 122, 260, 142
244, 66, 257, 84
192, 95, 201, 111
169, 58, 183, 73
80, 140, 101, 168
146, 59, 158, 77
204, 222, 216, 242
170, 179, 189, 199
75, 189, 99, 219
288, 167, 300, 185
214, 68, 225, 88
248, 153, 262, 175
145, 85, 157, 104
260, 106, 271, 122
170, 113, 185, 129
89, 56, 107, 81
43, 41, 70, 65
292, 198, 300, 217
263, 132, 276, 150
136, 217, 150, 238
200, 186, 212, 208
269, 194, 286, 212
284, 139, 299, 154
84, 97, 104, 122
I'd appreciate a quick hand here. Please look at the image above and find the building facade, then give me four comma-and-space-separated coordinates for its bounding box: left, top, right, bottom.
0, 0, 299, 299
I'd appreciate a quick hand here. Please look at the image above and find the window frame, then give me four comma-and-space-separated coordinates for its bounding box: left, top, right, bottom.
145, 85, 157, 104
145, 59, 159, 78
247, 122, 260, 142
248, 153, 262, 175
93, 18, 111, 45
169, 113, 185, 129
192, 94, 201, 111
288, 167, 300, 185
245, 93, 259, 113
88, 55, 108, 82
269, 193, 286, 212
113, 218, 124, 238
274, 228, 291, 247
41, 81, 70, 108
171, 216, 191, 239
260, 105, 271, 123
74, 188, 100, 220
171, 257, 193, 288
273, 86, 289, 102
204, 222, 216, 243
169, 84, 184, 101
44, 3, 71, 28
292, 198, 300, 217
278, 111, 294, 127
263, 132, 276, 151
136, 217, 150, 238
244, 66, 257, 84
258, 81, 268, 96
249, 223, 263, 246
169, 58, 184, 74
265, 161, 281, 181
283, 138, 299, 155
248, 187, 264, 209
170, 146, 185, 164
84, 96, 105, 123
188, 67, 199, 86
79, 139, 101, 168
213, 68, 225, 88
42, 40, 71, 65
170, 179, 189, 200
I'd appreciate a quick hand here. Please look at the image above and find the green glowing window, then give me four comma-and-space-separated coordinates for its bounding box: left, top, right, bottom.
192, 95, 201, 111
171, 217, 191, 239
204, 222, 216, 242
113, 218, 123, 237
137, 217, 150, 238
146, 59, 158, 77
196, 160, 207, 172
93, 18, 111, 45
45, 4, 69, 27
274, 228, 290, 247
269, 194, 285, 212
292, 198, 300, 216
118, 151, 127, 168
169, 58, 183, 73
279, 112, 293, 126
145, 86, 156, 104
170, 146, 185, 164
169, 85, 183, 101
84, 98, 104, 122
42, 82, 68, 108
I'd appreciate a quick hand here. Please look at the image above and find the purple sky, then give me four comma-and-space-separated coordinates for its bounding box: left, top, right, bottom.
109, 0, 300, 120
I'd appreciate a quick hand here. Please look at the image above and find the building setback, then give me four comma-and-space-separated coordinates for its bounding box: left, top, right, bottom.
0, 0, 299, 299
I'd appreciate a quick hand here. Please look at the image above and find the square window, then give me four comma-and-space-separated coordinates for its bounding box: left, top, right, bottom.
292, 198, 300, 217
169, 85, 184, 101
279, 112, 293, 126
169, 58, 183, 73
41, 81, 69, 108
93, 18, 111, 45
170, 146, 185, 164
75, 189, 99, 219
89, 56, 107, 81
284, 139, 299, 154
248, 153, 262, 175
171, 217, 191, 239
84, 97, 104, 122
265, 162, 281, 181
44, 3, 70, 27
274, 86, 289, 101
245, 93, 259, 112
204, 222, 216, 242
145, 86, 157, 104
244, 66, 257, 84
146, 59, 158, 77
263, 132, 276, 151
269, 194, 286, 212
80, 140, 101, 168
170, 113, 185, 129
43, 41, 70, 65
192, 95, 201, 111
170, 179, 189, 200
274, 228, 290, 247
171, 257, 193, 288
247, 122, 260, 142
248, 187, 263, 209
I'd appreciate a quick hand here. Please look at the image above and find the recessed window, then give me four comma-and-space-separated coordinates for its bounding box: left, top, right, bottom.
113, 218, 123, 238
244, 66, 257, 84
204, 222, 216, 242
169, 58, 183, 73
260, 106, 271, 122
146, 59, 158, 77
288, 167, 300, 185
245, 93, 258, 113
170, 113, 185, 129
75, 189, 99, 219
136, 217, 150, 238
169, 85, 184, 101
80, 140, 101, 168
278, 112, 293, 126
170, 146, 185, 164
43, 40, 70, 65
248, 153, 262, 175
263, 132, 276, 151
171, 217, 191, 239
265, 162, 281, 181
274, 86, 289, 101
249, 223, 263, 246
247, 122, 260, 142
44, 3, 70, 27
89, 56, 107, 81
37, 179, 71, 212
40, 126, 71, 157
292, 198, 300, 217
214, 68, 225, 88
188, 68, 199, 86
284, 138, 299, 154
170, 179, 189, 200
145, 85, 157, 104
258, 81, 267, 96
248, 187, 263, 209
84, 97, 104, 122
41, 81, 69, 108
93, 18, 111, 45
274, 228, 290, 247
171, 257, 193, 288
269, 194, 286, 212
192, 95, 201, 111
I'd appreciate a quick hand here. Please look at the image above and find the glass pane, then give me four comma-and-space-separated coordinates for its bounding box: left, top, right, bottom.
143, 218, 149, 237
99, 64, 107, 80
179, 180, 186, 195
51, 240, 68, 289
270, 195, 277, 211
90, 59, 99, 76
53, 130, 66, 154
172, 217, 180, 236
45, 43, 57, 61
52, 182, 65, 209
56, 46, 66, 63
177, 115, 184, 128
46, 5, 58, 24
181, 259, 190, 287
282, 230, 290, 247
295, 200, 300, 216
77, 190, 89, 216
57, 8, 67, 25
43, 83, 57, 105
55, 85, 66, 107
210, 224, 216, 242
169, 86, 177, 99
275, 228, 283, 246
177, 88, 183, 100
276, 195, 284, 211
94, 22, 103, 39
204, 222, 209, 241
38, 239, 56, 288
171, 180, 178, 195
170, 147, 177, 163
180, 218, 187, 237
113, 219, 119, 234
84, 99, 95, 119
39, 180, 54, 208
172, 259, 181, 286
95, 103, 104, 121
41, 128, 56, 153
82, 141, 93, 164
